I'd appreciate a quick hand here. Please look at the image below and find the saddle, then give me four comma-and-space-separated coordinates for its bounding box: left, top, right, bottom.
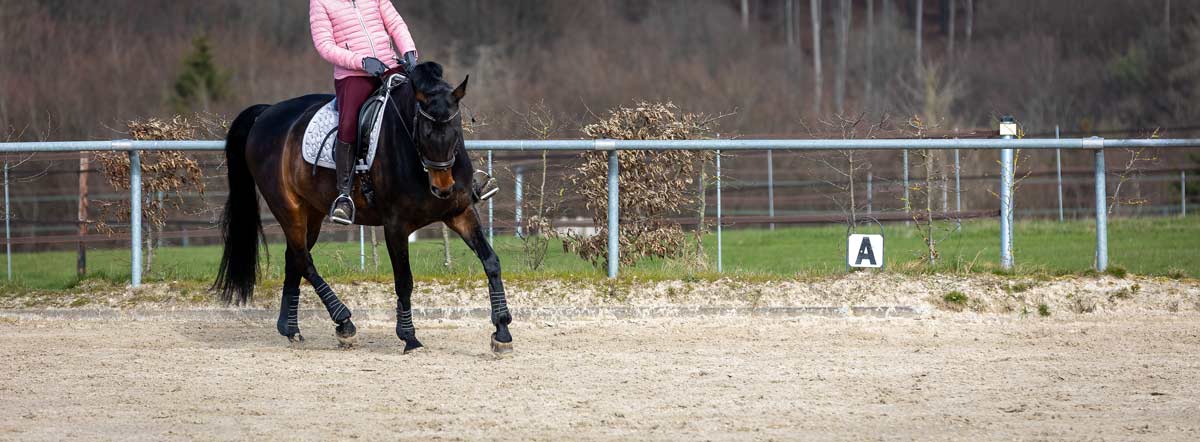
301, 73, 408, 174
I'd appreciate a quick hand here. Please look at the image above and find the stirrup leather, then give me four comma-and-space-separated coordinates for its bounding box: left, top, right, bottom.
329, 194, 356, 225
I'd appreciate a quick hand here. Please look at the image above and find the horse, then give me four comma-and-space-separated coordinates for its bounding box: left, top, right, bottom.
212, 62, 513, 354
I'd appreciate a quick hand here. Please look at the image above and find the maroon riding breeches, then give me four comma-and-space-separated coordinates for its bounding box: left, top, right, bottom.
333, 75, 383, 145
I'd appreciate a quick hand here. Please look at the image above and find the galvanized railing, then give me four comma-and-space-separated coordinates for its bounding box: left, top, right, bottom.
3, 134, 1199, 286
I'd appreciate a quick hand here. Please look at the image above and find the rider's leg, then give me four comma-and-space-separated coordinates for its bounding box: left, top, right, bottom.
329, 75, 381, 225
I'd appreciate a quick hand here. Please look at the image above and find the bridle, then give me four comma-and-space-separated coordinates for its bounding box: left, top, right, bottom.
413, 103, 461, 170
391, 84, 461, 172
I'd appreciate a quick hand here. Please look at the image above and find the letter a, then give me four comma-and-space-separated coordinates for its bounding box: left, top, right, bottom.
856, 238, 876, 266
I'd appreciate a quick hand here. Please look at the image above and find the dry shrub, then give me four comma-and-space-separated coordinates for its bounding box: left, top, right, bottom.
561, 102, 723, 268
93, 114, 226, 233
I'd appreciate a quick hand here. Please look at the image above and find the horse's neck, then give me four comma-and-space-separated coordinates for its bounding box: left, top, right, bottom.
383, 95, 423, 173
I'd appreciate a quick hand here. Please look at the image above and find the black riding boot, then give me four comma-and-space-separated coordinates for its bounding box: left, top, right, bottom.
472, 169, 499, 203
329, 140, 356, 225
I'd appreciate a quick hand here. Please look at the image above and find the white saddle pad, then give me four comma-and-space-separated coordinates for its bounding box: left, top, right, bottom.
301, 98, 385, 170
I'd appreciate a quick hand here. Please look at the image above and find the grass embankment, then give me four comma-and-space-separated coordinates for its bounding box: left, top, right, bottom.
1, 216, 1196, 291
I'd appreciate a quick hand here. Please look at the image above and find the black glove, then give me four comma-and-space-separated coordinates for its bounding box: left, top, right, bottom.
362, 57, 388, 77
401, 51, 419, 73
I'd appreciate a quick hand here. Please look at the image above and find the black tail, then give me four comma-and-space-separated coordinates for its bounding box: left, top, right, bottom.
213, 104, 269, 305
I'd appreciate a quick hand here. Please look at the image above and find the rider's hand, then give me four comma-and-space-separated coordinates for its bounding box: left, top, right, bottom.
401, 51, 418, 74
362, 57, 388, 77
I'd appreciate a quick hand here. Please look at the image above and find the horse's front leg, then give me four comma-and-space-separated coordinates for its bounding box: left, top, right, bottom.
447, 208, 513, 355
383, 224, 422, 353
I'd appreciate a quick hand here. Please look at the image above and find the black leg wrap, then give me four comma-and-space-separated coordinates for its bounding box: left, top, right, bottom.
312, 277, 351, 324
490, 291, 512, 325
397, 308, 415, 334
396, 308, 423, 352
490, 290, 513, 344
277, 286, 301, 337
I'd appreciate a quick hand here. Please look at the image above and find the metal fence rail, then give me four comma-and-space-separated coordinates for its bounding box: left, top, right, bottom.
3, 133, 1200, 286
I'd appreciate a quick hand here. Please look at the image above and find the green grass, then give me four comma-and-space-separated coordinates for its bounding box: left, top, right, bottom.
1, 216, 1197, 291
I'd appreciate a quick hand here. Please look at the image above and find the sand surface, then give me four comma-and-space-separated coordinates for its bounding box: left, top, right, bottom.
1, 312, 1198, 441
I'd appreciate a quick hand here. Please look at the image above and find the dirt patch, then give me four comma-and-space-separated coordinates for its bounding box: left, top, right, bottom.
5, 273, 1197, 318
0, 314, 1198, 440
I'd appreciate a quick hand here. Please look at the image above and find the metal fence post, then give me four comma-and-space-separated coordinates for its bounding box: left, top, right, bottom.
514, 166, 524, 237
999, 117, 1016, 270
606, 150, 619, 278
716, 149, 723, 274
487, 150, 494, 244
359, 225, 366, 271
1056, 126, 1064, 222
767, 150, 775, 231
3, 161, 10, 281
1182, 171, 1188, 217
129, 149, 142, 287
1094, 143, 1108, 272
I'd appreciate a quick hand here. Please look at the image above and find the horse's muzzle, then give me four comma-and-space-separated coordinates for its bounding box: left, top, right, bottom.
430, 185, 453, 199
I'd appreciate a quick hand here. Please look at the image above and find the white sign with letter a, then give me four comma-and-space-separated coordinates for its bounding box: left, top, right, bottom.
848, 234, 884, 268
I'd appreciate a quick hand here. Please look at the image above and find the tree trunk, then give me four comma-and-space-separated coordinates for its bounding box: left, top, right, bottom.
786, 0, 795, 47
811, 0, 823, 115
370, 226, 379, 272
441, 224, 453, 269
948, 0, 956, 60
965, 0, 973, 53
741, 0, 750, 31
1166, 0, 1172, 101
835, 0, 851, 115
925, 149, 936, 264
915, 0, 923, 68
77, 154, 88, 277
865, 0, 874, 110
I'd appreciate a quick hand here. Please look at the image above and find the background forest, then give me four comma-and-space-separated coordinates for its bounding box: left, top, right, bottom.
2, 0, 1199, 140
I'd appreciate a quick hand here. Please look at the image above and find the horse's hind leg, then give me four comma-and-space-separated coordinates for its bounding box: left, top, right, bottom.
276, 249, 304, 343
300, 208, 355, 345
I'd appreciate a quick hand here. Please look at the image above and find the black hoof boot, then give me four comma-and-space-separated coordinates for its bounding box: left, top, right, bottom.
335, 319, 357, 349
397, 328, 424, 354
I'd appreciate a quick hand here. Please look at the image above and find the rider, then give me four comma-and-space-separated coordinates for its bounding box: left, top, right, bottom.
309, 0, 495, 225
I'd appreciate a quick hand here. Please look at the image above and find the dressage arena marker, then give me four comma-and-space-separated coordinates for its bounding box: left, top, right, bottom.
848, 234, 884, 269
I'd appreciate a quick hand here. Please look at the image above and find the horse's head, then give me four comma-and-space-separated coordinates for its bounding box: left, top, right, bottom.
407, 62, 468, 200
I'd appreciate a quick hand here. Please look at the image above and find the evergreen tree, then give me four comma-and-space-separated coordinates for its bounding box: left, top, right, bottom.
170, 35, 229, 113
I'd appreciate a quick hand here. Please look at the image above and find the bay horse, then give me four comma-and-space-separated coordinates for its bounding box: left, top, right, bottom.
213, 62, 513, 354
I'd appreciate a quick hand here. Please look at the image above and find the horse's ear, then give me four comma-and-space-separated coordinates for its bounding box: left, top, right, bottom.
452, 75, 469, 102
414, 89, 428, 104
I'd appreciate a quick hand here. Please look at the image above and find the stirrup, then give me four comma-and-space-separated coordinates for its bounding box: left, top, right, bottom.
329, 194, 356, 225
472, 170, 499, 202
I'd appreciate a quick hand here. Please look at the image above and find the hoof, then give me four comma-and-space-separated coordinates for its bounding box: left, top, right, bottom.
287, 334, 305, 346
491, 333, 514, 356
336, 321, 358, 349
403, 341, 425, 355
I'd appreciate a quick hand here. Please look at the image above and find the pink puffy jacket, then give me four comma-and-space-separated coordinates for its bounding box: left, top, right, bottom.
309, 0, 418, 80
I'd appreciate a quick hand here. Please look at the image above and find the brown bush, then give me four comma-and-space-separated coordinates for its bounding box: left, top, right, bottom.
560, 102, 725, 268
93, 114, 226, 233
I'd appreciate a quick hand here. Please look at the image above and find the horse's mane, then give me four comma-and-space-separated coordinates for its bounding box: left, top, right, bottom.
409, 62, 453, 96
